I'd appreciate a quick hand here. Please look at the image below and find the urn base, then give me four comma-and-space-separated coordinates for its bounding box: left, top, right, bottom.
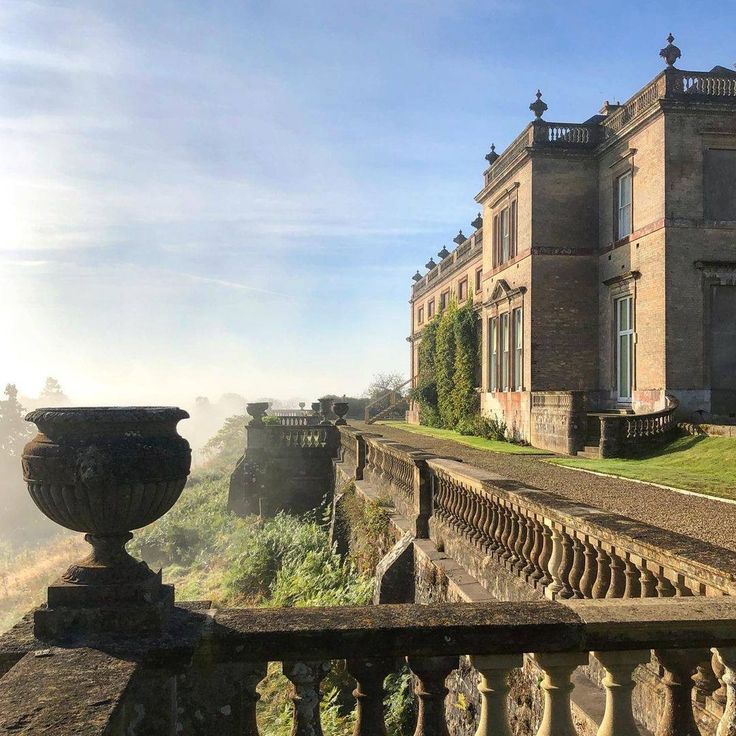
34, 575, 174, 640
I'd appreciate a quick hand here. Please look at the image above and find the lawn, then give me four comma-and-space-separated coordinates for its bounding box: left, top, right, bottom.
549, 434, 736, 501
379, 422, 552, 455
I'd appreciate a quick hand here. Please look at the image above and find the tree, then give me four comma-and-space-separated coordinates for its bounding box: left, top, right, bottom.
435, 301, 458, 427
364, 372, 406, 400
0, 384, 32, 455
39, 377, 68, 406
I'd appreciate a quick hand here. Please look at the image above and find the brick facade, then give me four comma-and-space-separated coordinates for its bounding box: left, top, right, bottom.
408, 51, 736, 451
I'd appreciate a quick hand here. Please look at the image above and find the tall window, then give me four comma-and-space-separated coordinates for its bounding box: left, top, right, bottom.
417, 307, 424, 325
704, 149, 736, 220
615, 296, 634, 402
493, 201, 517, 268
458, 278, 468, 301
512, 307, 523, 391
500, 312, 510, 391
475, 268, 482, 293
489, 318, 497, 391
428, 299, 435, 319
440, 290, 449, 311
616, 171, 632, 239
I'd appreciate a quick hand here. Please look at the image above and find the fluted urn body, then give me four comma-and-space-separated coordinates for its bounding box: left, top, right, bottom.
22, 406, 191, 637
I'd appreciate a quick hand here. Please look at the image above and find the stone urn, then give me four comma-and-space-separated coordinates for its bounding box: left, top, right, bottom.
22, 407, 191, 637
333, 402, 349, 425
311, 401, 321, 415
247, 402, 270, 426
319, 397, 334, 425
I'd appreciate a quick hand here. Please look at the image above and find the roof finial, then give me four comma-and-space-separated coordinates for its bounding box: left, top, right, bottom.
659, 33, 681, 67
485, 143, 499, 165
453, 230, 466, 245
529, 90, 548, 120
412, 270, 422, 282
438, 245, 450, 260
425, 257, 437, 271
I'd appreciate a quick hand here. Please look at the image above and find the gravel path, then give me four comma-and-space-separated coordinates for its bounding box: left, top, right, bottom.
351, 421, 736, 551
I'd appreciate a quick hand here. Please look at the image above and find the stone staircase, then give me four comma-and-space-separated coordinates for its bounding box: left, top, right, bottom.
577, 408, 635, 458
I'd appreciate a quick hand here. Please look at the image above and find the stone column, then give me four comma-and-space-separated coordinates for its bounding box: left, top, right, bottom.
347, 658, 395, 736
592, 650, 650, 736
406, 655, 458, 736
653, 648, 704, 736
283, 660, 332, 736
714, 648, 736, 736
469, 654, 523, 736
530, 652, 588, 736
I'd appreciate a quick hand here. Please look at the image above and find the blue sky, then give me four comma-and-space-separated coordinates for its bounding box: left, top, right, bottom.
1, 0, 734, 406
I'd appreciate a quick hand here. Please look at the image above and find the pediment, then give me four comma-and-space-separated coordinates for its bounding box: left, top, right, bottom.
490, 279, 513, 302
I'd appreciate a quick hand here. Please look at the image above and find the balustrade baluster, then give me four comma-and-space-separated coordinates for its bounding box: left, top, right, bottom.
578, 539, 598, 599
512, 511, 527, 572
406, 655, 458, 736
529, 518, 546, 584
567, 536, 585, 598
470, 654, 523, 736
505, 509, 520, 569
623, 557, 641, 598
283, 660, 332, 736
500, 506, 514, 564
556, 530, 575, 599
236, 662, 267, 736
593, 650, 650, 736
487, 497, 501, 552
469, 491, 484, 547
713, 648, 736, 736
538, 523, 553, 588
545, 524, 566, 598
656, 570, 677, 598
495, 505, 509, 560
673, 574, 693, 597
478, 496, 492, 552
654, 648, 706, 736
347, 658, 395, 736
521, 515, 537, 578
459, 487, 472, 539
592, 545, 611, 598
605, 550, 626, 599
640, 564, 659, 597
531, 652, 588, 736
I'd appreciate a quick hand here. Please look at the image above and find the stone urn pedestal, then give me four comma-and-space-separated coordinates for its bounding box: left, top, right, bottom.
22, 407, 191, 639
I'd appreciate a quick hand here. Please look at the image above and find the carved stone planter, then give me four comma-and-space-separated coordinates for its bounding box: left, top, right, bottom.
246, 402, 270, 426
22, 407, 191, 638
333, 402, 349, 425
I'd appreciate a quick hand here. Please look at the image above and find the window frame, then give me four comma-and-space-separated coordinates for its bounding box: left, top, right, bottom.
475, 268, 482, 293
512, 307, 523, 391
492, 200, 518, 269
440, 290, 450, 312
417, 306, 424, 325
489, 317, 498, 391
615, 295, 634, 402
500, 312, 510, 391
427, 299, 435, 319
458, 278, 468, 302
615, 170, 633, 240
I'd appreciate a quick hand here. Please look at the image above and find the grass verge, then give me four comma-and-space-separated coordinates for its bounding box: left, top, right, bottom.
548, 434, 736, 501
378, 421, 552, 455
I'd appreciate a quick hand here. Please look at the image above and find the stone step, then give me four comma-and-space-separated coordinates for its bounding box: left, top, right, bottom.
576, 445, 601, 459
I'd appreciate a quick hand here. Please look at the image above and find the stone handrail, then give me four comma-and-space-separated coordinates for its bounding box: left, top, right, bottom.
273, 414, 320, 427
669, 69, 736, 97
594, 396, 679, 458
362, 436, 433, 536
5, 597, 736, 735
264, 425, 336, 449
602, 72, 667, 137
336, 425, 736, 599
483, 124, 534, 189
427, 455, 736, 600
412, 232, 482, 297
535, 121, 600, 146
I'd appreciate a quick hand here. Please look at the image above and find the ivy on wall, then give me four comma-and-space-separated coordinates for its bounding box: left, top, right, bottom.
413, 297, 479, 429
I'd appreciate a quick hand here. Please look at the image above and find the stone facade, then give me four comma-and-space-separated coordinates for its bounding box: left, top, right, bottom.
408, 42, 736, 452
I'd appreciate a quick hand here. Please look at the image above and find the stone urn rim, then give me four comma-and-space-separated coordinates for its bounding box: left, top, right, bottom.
26, 405, 189, 426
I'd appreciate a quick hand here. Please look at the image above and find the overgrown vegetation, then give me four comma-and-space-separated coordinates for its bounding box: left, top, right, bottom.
412, 298, 496, 437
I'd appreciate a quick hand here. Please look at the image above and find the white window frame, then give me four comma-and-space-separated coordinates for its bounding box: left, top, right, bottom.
489, 318, 498, 391
617, 170, 632, 239
615, 295, 634, 402
501, 208, 510, 263
500, 312, 510, 391
513, 307, 523, 391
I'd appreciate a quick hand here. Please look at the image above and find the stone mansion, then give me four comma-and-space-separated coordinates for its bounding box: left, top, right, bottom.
408, 37, 736, 454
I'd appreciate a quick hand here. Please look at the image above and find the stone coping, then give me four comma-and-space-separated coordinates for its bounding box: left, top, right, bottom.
426, 457, 736, 594
207, 597, 736, 661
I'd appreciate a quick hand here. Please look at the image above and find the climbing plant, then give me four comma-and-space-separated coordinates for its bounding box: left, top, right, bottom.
411, 296, 480, 430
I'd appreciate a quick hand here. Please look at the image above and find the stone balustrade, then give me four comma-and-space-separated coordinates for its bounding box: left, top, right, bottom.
594, 397, 679, 458
336, 426, 736, 600
3, 597, 736, 735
